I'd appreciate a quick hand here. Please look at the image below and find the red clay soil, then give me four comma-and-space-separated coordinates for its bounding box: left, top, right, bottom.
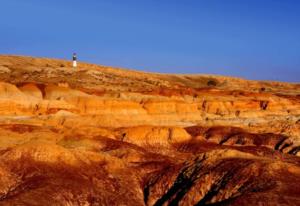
0, 55, 299, 205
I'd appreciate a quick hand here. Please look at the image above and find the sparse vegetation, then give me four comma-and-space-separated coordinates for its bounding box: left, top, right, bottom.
260, 87, 266, 92
207, 79, 217, 87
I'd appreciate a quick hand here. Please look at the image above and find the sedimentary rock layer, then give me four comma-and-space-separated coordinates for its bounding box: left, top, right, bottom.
0, 55, 299, 205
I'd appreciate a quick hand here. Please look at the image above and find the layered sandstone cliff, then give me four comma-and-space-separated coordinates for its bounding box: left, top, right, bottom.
0, 55, 299, 205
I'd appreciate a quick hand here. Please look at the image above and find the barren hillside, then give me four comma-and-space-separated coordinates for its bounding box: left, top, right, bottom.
0, 55, 299, 206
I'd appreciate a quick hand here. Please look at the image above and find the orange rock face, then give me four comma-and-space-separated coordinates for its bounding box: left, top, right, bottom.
0, 55, 299, 205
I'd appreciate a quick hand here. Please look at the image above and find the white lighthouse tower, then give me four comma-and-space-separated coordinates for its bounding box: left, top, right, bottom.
72, 53, 77, 68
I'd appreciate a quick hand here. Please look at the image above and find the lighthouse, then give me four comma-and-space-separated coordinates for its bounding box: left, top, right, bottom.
72, 53, 77, 68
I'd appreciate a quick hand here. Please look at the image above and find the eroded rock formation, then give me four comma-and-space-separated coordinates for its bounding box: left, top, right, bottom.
0, 55, 299, 205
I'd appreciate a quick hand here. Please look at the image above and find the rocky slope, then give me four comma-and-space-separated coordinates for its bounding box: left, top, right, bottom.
0, 55, 299, 205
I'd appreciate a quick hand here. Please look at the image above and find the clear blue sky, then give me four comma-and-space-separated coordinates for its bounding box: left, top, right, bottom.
1, 0, 300, 82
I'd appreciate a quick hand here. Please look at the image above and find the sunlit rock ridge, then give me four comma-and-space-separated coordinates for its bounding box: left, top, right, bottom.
0, 55, 299, 206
